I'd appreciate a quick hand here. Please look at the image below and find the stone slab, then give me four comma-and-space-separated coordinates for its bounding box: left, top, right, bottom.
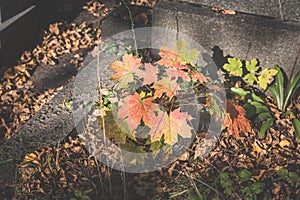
153, 1, 300, 76
169, 0, 300, 22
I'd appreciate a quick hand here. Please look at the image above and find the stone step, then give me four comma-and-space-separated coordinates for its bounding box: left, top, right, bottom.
153, 0, 300, 76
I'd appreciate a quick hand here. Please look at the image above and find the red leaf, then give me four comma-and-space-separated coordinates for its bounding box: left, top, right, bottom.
156, 48, 181, 67
118, 92, 158, 131
223, 100, 251, 137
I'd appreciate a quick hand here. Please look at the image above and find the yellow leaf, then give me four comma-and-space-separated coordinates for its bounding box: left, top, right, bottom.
64, 142, 71, 149
257, 68, 278, 89
279, 140, 290, 148
24, 153, 37, 162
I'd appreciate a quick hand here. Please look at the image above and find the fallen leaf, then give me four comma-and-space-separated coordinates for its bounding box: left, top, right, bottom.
24, 153, 37, 162
279, 140, 290, 148
212, 7, 236, 15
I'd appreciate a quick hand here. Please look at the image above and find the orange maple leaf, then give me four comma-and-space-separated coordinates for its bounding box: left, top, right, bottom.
156, 48, 189, 70
118, 92, 158, 131
223, 100, 251, 137
110, 54, 142, 81
150, 108, 193, 145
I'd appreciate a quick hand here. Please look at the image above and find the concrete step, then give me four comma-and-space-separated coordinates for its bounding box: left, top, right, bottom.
153, 0, 300, 76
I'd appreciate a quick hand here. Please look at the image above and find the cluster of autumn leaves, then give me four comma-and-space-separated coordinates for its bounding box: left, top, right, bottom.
104, 40, 252, 146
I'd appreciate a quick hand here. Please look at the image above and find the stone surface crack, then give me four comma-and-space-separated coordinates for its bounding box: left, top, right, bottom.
278, 0, 284, 21
175, 14, 179, 40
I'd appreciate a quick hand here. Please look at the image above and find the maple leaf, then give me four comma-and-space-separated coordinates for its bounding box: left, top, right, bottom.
246, 58, 259, 72
110, 54, 142, 88
223, 100, 251, 138
191, 71, 210, 83
156, 48, 182, 68
165, 68, 191, 82
135, 63, 159, 85
257, 68, 278, 90
150, 108, 193, 145
223, 58, 243, 76
156, 48, 190, 70
174, 40, 200, 67
118, 92, 158, 131
244, 73, 258, 85
152, 77, 181, 99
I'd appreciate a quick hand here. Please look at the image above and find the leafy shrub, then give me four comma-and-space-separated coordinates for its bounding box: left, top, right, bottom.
223, 57, 300, 138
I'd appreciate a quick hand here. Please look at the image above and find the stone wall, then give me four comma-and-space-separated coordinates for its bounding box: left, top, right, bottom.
153, 0, 300, 75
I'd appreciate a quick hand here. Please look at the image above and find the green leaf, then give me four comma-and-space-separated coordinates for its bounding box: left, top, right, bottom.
257, 112, 273, 122
244, 102, 270, 118
244, 103, 257, 118
244, 73, 258, 85
187, 193, 200, 200
292, 118, 300, 140
246, 58, 260, 72
230, 87, 265, 103
223, 58, 243, 77
288, 172, 300, 183
259, 118, 273, 138
238, 169, 252, 182
150, 141, 162, 152
74, 190, 82, 198
251, 182, 265, 194
276, 169, 288, 178
230, 87, 249, 98
82, 196, 91, 200
269, 66, 284, 110
284, 69, 300, 111
219, 172, 233, 191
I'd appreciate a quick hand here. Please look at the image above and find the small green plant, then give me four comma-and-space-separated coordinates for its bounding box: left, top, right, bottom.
70, 189, 91, 200
268, 66, 300, 139
268, 65, 300, 113
276, 168, 300, 187
223, 58, 277, 137
216, 169, 269, 199
223, 57, 300, 138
